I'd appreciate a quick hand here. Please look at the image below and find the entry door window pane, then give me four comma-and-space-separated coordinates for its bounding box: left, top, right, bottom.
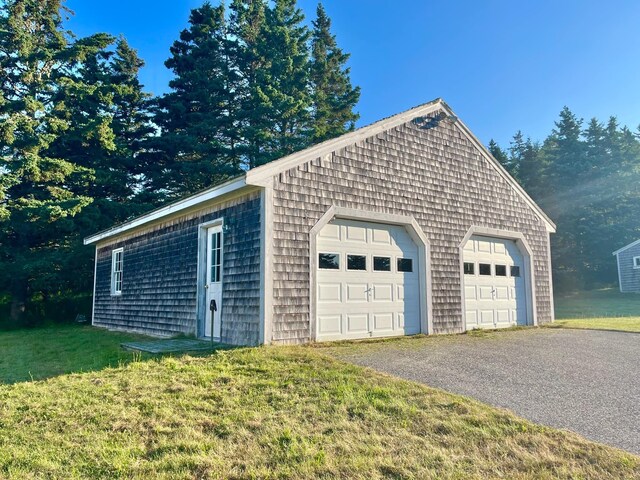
463, 262, 475, 275
397, 258, 413, 272
495, 264, 507, 277
479, 263, 492, 276
347, 254, 366, 271
319, 253, 340, 270
210, 231, 222, 282
373, 256, 391, 271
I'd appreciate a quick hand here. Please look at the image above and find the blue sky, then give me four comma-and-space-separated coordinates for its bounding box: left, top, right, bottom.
65, 0, 640, 147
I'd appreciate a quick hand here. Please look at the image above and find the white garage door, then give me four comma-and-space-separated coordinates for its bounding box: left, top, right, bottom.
463, 235, 528, 330
316, 219, 421, 341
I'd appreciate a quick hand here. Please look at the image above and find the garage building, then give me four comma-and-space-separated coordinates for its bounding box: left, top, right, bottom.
84, 98, 556, 345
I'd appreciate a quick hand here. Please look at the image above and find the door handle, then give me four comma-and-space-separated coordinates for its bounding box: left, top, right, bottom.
210, 299, 217, 312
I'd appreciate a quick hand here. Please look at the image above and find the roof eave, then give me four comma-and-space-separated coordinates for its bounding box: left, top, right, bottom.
612, 239, 640, 256
83, 175, 248, 246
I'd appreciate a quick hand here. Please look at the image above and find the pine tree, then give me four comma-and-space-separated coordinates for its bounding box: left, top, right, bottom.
507, 131, 544, 198
45, 37, 155, 296
545, 107, 585, 191
0, 0, 104, 324
488, 139, 515, 179
152, 2, 243, 197
229, 0, 313, 168
309, 3, 360, 144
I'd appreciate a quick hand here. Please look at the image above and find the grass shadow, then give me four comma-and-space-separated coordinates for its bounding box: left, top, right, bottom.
0, 324, 235, 385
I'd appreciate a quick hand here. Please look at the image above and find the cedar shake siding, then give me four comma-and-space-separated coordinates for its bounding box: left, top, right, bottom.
268, 110, 553, 344
616, 242, 640, 293
93, 191, 262, 344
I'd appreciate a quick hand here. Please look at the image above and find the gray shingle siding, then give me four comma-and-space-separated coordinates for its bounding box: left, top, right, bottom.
268, 111, 553, 344
617, 243, 640, 293
93, 191, 262, 345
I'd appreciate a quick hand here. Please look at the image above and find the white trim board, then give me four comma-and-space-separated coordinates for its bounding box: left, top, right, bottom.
84, 176, 247, 245
245, 98, 556, 233
84, 98, 556, 246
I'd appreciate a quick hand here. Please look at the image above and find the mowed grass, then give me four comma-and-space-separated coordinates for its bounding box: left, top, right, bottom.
554, 288, 640, 319
0, 325, 154, 384
552, 289, 640, 333
1, 329, 639, 478
551, 317, 640, 333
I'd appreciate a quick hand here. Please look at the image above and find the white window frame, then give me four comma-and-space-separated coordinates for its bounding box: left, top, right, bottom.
633, 256, 640, 269
111, 248, 123, 296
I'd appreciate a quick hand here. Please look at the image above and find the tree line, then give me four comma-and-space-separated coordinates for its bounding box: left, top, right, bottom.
1, 0, 637, 329
489, 108, 640, 292
0, 0, 359, 327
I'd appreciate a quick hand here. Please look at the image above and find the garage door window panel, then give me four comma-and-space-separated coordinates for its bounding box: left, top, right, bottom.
479, 263, 492, 276
373, 256, 391, 272
319, 253, 340, 270
347, 254, 367, 271
397, 258, 413, 272
495, 264, 507, 277
510, 266, 521, 277
464, 262, 475, 275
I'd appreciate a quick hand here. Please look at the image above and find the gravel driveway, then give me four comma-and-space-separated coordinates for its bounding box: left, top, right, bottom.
328, 328, 640, 454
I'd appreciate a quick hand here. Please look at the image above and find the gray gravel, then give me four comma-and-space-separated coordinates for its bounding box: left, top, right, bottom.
329, 328, 640, 454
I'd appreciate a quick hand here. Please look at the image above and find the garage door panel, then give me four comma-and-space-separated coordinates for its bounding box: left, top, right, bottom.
318, 315, 342, 334
346, 225, 367, 242
480, 310, 494, 325
479, 286, 494, 300
496, 309, 510, 324
373, 313, 394, 331
346, 284, 368, 302
466, 310, 478, 327
347, 314, 369, 333
478, 240, 492, 253
318, 283, 341, 303
465, 285, 477, 300
372, 284, 393, 301
319, 223, 341, 240
371, 229, 391, 245
495, 286, 509, 300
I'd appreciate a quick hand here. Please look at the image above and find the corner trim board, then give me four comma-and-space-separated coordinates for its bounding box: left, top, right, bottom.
259, 182, 274, 344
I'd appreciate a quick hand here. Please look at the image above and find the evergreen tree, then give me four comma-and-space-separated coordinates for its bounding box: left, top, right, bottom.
45, 37, 155, 296
545, 107, 585, 192
0, 0, 106, 324
508, 131, 544, 198
152, 2, 243, 197
230, 0, 312, 168
309, 3, 360, 144
488, 139, 514, 178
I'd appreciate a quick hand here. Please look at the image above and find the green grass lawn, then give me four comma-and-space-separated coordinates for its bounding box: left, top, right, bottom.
0, 326, 639, 479
554, 288, 640, 318
552, 288, 640, 333
550, 317, 640, 333
0, 325, 154, 383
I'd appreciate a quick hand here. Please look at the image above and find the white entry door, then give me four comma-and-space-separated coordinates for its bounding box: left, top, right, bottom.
463, 235, 528, 330
205, 225, 223, 339
316, 219, 421, 341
